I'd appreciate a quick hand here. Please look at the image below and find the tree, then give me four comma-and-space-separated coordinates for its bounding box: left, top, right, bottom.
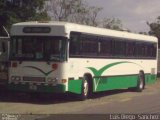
101, 18, 123, 30
46, 0, 102, 26
148, 17, 160, 37
46, 0, 123, 30
148, 16, 160, 47
46, 0, 79, 21
139, 32, 148, 35
0, 0, 50, 31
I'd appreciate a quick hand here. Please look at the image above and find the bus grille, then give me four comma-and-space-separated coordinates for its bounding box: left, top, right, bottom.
23, 77, 45, 82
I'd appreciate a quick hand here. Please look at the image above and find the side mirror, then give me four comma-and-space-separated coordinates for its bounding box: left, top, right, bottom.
2, 42, 6, 53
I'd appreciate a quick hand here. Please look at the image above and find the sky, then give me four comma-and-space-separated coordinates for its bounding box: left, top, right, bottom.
87, 0, 160, 33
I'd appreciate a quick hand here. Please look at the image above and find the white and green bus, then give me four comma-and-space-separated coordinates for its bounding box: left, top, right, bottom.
9, 21, 158, 100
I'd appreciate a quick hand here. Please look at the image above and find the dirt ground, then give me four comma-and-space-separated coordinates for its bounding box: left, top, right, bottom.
0, 79, 160, 120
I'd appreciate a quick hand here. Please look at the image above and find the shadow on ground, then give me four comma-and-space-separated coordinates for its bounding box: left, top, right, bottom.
0, 88, 134, 105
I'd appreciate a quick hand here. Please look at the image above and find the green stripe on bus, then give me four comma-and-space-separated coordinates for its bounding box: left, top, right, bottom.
68, 79, 82, 94
67, 74, 156, 94
93, 75, 137, 92
94, 74, 156, 92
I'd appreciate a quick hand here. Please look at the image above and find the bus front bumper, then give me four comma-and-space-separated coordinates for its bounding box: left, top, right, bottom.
8, 83, 66, 93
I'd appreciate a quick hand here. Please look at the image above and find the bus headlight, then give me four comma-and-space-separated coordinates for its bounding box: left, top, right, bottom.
47, 77, 57, 84
11, 76, 15, 81
11, 76, 21, 81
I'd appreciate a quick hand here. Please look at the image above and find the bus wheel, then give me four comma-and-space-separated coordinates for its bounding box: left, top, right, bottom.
136, 72, 145, 92
79, 76, 89, 101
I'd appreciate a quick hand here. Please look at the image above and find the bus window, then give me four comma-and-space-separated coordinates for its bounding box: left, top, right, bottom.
99, 37, 112, 57
70, 33, 80, 56
80, 38, 98, 56
35, 40, 44, 59
46, 38, 67, 61
22, 39, 34, 58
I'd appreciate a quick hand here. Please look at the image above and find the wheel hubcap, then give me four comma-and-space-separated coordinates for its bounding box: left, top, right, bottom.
84, 80, 88, 96
139, 76, 143, 89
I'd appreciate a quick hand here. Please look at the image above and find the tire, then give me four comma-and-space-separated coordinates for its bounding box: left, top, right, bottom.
79, 76, 89, 101
136, 72, 145, 92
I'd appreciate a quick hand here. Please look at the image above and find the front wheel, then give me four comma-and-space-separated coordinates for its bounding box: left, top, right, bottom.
79, 77, 89, 101
136, 72, 145, 92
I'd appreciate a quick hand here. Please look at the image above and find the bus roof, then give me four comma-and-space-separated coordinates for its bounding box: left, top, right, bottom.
11, 21, 158, 43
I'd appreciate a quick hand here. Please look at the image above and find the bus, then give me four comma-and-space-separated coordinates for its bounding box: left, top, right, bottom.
9, 21, 158, 100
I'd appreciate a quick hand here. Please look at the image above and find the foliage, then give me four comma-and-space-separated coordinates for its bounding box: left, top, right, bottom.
101, 18, 123, 31
0, 0, 124, 33
46, 0, 102, 26
46, 0, 123, 30
148, 17, 160, 47
148, 17, 160, 38
0, 0, 50, 31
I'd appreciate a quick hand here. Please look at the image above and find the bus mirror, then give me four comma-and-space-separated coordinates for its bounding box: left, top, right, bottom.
2, 42, 6, 53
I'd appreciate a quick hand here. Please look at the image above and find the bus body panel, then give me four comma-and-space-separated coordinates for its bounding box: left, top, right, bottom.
9, 61, 68, 93
10, 23, 66, 37
67, 58, 157, 93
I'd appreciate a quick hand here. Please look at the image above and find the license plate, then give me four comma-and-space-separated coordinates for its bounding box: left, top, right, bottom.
29, 84, 37, 90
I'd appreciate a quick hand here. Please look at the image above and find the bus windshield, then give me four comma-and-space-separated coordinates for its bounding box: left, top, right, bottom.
10, 36, 67, 61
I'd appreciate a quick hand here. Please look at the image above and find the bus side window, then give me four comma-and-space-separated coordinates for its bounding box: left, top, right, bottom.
70, 36, 79, 55
99, 37, 112, 56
